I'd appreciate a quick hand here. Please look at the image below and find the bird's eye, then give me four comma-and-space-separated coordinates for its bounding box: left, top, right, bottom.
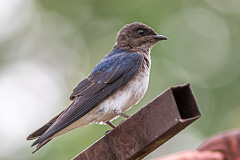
138, 30, 144, 35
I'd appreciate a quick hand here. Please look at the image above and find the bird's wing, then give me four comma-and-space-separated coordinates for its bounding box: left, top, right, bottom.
32, 52, 143, 147
70, 48, 126, 100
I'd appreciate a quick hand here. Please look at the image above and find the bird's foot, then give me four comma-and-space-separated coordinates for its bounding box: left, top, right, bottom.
106, 121, 115, 129
105, 130, 112, 135
119, 113, 130, 118
105, 121, 115, 135
114, 109, 130, 118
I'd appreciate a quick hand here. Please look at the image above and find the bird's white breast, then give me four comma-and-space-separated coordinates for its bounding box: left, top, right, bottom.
52, 57, 151, 137
95, 68, 150, 123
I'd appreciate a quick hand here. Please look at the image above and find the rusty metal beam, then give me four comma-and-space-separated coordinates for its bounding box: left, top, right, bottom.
72, 83, 201, 160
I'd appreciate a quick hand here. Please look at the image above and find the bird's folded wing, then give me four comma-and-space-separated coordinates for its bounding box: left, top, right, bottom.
32, 52, 143, 146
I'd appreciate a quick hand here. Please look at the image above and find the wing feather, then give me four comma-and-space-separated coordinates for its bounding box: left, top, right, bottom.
32, 52, 143, 147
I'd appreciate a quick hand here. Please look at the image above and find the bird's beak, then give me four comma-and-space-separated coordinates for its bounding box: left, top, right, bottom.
153, 34, 168, 41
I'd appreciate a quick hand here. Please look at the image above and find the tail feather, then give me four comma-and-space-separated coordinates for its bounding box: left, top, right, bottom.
32, 139, 52, 154
27, 110, 65, 140
31, 138, 40, 147
27, 123, 53, 141
28, 101, 74, 153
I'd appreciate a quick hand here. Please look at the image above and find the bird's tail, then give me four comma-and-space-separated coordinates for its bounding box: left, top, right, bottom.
27, 99, 77, 153
32, 139, 52, 154
27, 110, 65, 140
27, 109, 67, 154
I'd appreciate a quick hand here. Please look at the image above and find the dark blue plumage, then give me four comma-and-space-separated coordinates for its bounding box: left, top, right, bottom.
71, 50, 143, 97
103, 48, 127, 60
31, 50, 143, 148
27, 22, 167, 153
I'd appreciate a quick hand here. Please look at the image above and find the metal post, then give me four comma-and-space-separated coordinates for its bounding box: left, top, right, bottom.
72, 83, 201, 160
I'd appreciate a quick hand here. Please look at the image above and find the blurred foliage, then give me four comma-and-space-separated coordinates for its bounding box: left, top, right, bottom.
1, 0, 240, 159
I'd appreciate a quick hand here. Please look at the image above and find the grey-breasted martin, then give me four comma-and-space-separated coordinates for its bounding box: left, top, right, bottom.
27, 22, 167, 153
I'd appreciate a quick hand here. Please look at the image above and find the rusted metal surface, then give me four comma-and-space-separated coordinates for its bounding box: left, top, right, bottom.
72, 83, 201, 160
198, 129, 240, 160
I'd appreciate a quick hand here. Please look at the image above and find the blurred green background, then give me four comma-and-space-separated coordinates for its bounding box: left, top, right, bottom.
1, 0, 240, 159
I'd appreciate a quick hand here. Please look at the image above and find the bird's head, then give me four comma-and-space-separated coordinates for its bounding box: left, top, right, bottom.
114, 22, 167, 53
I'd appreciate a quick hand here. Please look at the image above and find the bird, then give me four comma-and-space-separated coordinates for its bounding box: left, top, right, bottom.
27, 22, 167, 153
